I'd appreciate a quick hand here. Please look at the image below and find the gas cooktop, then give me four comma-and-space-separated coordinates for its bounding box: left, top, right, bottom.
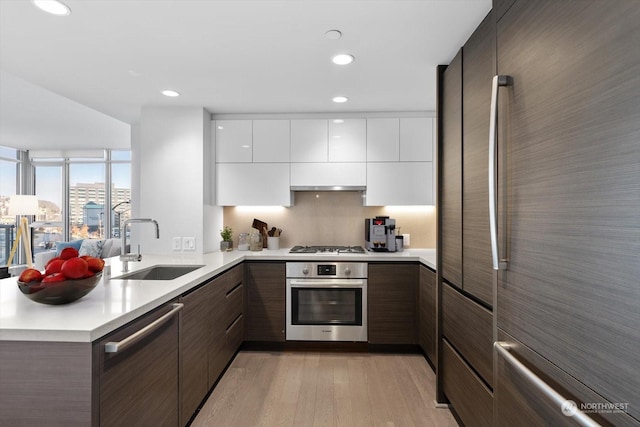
289, 245, 366, 254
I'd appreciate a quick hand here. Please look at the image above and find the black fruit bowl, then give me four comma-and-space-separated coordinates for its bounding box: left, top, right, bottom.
17, 273, 102, 305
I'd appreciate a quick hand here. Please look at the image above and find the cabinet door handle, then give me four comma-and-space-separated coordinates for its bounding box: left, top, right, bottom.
494, 342, 601, 427
104, 303, 184, 354
489, 75, 512, 270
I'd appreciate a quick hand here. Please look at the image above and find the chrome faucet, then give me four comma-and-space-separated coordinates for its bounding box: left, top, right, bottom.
120, 218, 160, 272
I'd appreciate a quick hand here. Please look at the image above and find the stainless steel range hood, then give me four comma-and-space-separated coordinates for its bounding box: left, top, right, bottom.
291, 186, 366, 192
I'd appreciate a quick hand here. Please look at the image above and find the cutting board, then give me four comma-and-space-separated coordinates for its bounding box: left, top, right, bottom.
252, 218, 268, 247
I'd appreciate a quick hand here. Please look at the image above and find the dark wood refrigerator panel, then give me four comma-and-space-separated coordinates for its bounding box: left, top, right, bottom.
462, 11, 494, 306
441, 49, 463, 288
442, 340, 493, 427
495, 330, 637, 427
442, 283, 493, 387
496, 0, 640, 421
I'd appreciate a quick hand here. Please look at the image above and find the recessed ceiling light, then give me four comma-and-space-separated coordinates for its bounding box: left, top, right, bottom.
333, 119, 344, 124
217, 125, 224, 130
332, 54, 354, 65
325, 30, 342, 40
162, 90, 180, 97
32, 0, 71, 16
332, 96, 348, 103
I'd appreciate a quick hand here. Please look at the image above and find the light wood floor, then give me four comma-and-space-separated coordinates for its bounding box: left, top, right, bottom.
191, 351, 458, 427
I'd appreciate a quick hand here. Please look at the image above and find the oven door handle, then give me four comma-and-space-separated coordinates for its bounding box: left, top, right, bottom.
289, 279, 366, 287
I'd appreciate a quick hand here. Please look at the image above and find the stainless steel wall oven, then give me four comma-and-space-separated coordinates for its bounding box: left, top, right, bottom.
286, 262, 367, 342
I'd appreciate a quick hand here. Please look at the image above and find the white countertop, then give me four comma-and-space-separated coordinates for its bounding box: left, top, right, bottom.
0, 248, 435, 343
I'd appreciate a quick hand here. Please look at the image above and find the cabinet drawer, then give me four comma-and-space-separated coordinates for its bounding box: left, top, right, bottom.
442, 339, 493, 427
221, 264, 243, 292
419, 265, 436, 364
442, 282, 493, 386
224, 283, 243, 328
226, 314, 244, 356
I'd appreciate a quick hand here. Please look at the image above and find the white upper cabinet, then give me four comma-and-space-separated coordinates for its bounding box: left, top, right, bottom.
328, 119, 366, 162
365, 162, 433, 206
399, 117, 433, 162
290, 119, 328, 162
215, 120, 252, 163
290, 163, 366, 188
216, 163, 292, 206
366, 118, 400, 161
253, 120, 290, 163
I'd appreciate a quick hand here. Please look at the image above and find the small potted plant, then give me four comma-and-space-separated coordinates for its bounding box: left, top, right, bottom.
220, 226, 233, 251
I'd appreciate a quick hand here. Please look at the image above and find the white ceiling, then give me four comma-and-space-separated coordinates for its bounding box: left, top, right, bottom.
0, 0, 491, 150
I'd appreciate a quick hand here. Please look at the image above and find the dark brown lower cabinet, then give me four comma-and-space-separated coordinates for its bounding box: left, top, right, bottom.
209, 265, 244, 385
180, 283, 212, 426
0, 264, 245, 427
419, 265, 436, 364
244, 262, 286, 342
0, 341, 95, 426
181, 263, 244, 426
98, 301, 180, 427
368, 263, 418, 345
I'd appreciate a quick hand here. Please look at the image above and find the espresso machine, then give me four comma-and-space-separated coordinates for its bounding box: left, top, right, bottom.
365, 216, 396, 251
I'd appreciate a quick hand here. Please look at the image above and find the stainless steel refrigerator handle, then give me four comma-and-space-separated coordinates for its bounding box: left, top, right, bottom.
489, 75, 512, 270
104, 303, 184, 354
494, 342, 601, 427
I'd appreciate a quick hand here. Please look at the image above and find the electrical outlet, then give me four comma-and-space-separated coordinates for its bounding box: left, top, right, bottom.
172, 237, 182, 251
402, 233, 411, 247
183, 237, 196, 251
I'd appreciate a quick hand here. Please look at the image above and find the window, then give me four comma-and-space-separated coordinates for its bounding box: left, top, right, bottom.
33, 165, 63, 255
0, 147, 20, 265
30, 150, 131, 244
2, 147, 131, 265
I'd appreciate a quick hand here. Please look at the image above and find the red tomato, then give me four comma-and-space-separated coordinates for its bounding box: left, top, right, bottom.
60, 247, 79, 260
45, 259, 65, 276
18, 268, 43, 283
42, 273, 66, 284
60, 257, 89, 279
45, 256, 62, 267
82, 270, 96, 279
85, 257, 105, 273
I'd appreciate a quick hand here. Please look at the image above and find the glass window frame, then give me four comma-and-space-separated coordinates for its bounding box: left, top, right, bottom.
29, 149, 131, 243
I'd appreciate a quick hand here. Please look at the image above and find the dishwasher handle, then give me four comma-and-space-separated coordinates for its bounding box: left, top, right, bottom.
104, 303, 184, 354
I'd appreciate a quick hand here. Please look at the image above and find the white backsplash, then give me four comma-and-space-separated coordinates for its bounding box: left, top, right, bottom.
222, 191, 435, 249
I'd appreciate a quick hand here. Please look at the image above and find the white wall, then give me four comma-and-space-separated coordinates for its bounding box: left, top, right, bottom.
136, 107, 221, 254
203, 116, 222, 253
0, 70, 130, 150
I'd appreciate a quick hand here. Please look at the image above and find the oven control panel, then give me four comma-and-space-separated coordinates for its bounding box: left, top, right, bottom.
317, 264, 337, 276
286, 262, 367, 279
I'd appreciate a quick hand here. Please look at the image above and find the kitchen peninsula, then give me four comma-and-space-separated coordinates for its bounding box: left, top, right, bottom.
0, 249, 436, 426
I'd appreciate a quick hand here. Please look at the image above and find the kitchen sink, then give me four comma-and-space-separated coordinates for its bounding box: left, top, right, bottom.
114, 265, 205, 281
